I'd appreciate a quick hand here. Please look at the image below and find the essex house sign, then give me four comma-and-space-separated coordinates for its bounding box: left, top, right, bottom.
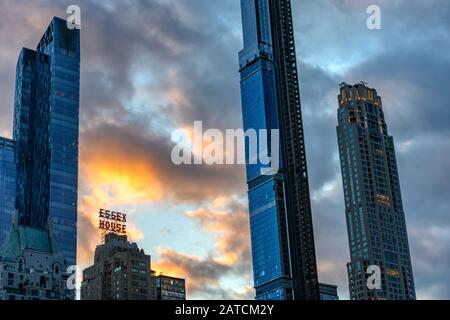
98, 208, 127, 235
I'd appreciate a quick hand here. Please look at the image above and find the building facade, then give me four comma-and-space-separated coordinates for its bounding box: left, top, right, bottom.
0, 138, 16, 247
81, 233, 155, 300
319, 283, 339, 301
0, 16, 80, 301
239, 0, 319, 300
0, 222, 72, 300
155, 275, 186, 301
13, 17, 80, 266
337, 83, 416, 300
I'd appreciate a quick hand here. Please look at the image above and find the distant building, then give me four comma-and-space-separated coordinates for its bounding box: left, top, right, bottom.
155, 275, 186, 300
81, 233, 154, 300
0, 221, 72, 300
0, 138, 16, 247
319, 283, 339, 301
337, 83, 416, 300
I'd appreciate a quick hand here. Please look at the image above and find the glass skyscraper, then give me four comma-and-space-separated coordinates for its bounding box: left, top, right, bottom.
0, 138, 16, 246
337, 83, 416, 300
239, 0, 319, 300
13, 17, 80, 266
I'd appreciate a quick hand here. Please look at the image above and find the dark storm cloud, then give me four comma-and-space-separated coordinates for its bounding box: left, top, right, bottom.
0, 0, 242, 133
76, 0, 243, 130
300, 63, 341, 190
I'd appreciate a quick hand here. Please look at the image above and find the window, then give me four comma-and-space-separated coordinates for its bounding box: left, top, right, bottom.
18, 258, 25, 273
40, 276, 47, 288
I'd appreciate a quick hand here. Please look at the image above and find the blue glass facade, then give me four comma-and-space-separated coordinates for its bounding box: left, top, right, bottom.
239, 0, 319, 300
13, 17, 80, 266
0, 138, 16, 246
239, 0, 292, 300
337, 83, 416, 300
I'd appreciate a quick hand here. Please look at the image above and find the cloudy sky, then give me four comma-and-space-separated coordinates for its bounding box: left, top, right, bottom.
0, 0, 449, 300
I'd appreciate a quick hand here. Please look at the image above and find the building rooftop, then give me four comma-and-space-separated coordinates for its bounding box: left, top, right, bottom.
0, 137, 15, 148
338, 82, 382, 108
0, 225, 55, 261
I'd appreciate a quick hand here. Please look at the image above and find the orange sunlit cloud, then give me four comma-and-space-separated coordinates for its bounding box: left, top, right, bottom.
77, 136, 164, 266
81, 146, 165, 204
186, 206, 249, 266
151, 197, 252, 298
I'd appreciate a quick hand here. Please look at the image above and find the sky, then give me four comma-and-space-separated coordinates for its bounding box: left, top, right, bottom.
0, 0, 449, 300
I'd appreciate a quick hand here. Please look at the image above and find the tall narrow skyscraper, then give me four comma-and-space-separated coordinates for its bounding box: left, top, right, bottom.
337, 83, 416, 300
239, 0, 319, 300
13, 17, 80, 266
